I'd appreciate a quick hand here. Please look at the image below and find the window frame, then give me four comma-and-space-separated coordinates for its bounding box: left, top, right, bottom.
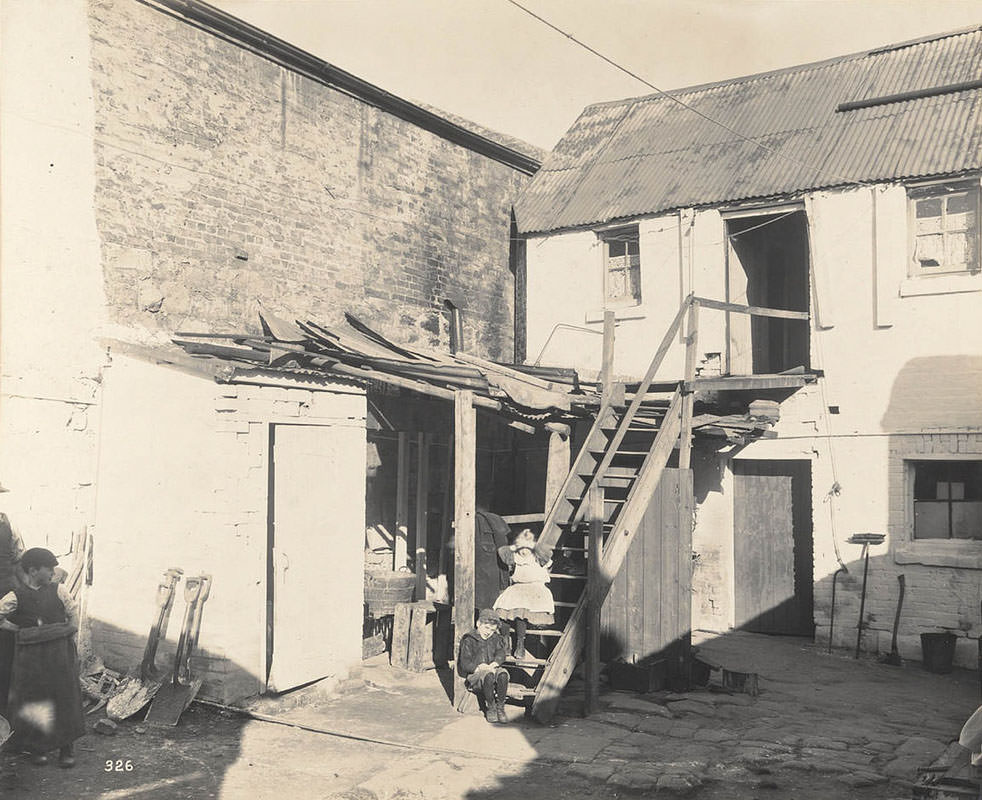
599, 225, 642, 309
906, 178, 980, 279
909, 459, 982, 541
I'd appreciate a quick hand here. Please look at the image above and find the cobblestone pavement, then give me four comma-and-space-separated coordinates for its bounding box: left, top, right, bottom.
3, 631, 978, 799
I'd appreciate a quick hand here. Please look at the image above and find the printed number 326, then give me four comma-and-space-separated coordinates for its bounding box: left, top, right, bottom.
105, 760, 134, 772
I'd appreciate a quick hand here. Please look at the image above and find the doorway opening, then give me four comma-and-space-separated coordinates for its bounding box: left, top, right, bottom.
726, 210, 810, 374
733, 459, 814, 637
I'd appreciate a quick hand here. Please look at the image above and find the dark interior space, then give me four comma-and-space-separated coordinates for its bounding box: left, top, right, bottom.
727, 211, 811, 374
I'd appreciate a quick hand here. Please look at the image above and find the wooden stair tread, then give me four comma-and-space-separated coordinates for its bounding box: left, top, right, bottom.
505, 656, 549, 667
549, 572, 586, 580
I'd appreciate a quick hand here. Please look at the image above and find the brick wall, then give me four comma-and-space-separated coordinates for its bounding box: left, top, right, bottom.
814, 432, 982, 668
88, 0, 529, 359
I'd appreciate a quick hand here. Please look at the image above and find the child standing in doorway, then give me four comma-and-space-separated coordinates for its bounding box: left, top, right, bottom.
494, 529, 555, 659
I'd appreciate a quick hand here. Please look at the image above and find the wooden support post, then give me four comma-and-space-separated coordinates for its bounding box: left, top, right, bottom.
438, 436, 454, 578
452, 391, 477, 706
584, 485, 604, 716
395, 432, 410, 570
415, 432, 431, 600
544, 429, 570, 513
679, 300, 699, 471
600, 310, 615, 402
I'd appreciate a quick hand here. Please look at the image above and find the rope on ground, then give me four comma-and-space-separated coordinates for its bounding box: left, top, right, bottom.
192, 698, 575, 766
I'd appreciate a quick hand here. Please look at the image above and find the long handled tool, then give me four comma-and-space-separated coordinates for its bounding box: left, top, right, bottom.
146, 575, 209, 726
880, 574, 905, 666
849, 533, 885, 659
106, 568, 183, 721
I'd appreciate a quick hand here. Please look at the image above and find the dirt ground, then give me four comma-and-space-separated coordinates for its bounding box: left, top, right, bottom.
2, 633, 978, 800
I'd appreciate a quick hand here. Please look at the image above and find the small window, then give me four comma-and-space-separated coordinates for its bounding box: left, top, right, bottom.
911, 460, 982, 540
908, 180, 980, 278
601, 227, 641, 307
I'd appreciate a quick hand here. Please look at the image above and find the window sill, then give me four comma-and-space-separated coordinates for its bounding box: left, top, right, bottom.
585, 306, 647, 324
894, 541, 982, 569
900, 273, 982, 297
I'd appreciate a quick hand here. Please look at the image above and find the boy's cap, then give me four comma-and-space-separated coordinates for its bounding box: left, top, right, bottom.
477, 608, 499, 624
20, 547, 59, 570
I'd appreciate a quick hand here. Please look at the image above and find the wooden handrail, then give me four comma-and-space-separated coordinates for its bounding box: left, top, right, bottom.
536, 393, 619, 553
569, 294, 692, 528
692, 296, 809, 320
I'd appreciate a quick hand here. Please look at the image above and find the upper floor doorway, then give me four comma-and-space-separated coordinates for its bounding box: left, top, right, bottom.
725, 209, 811, 375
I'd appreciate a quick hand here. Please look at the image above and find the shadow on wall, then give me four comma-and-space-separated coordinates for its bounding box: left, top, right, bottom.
816, 549, 982, 669
9, 617, 249, 800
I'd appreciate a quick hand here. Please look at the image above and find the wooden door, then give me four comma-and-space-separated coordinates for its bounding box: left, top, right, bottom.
602, 469, 693, 673
733, 459, 813, 635
267, 423, 364, 692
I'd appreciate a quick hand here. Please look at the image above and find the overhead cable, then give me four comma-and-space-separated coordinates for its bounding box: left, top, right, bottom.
505, 0, 868, 188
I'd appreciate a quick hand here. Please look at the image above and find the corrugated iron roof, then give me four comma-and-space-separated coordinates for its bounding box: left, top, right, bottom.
516, 26, 982, 234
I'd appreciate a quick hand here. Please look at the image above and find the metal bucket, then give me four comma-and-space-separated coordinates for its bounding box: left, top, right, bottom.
920, 632, 957, 674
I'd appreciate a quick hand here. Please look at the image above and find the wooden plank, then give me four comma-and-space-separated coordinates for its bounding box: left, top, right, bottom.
407, 605, 430, 671
658, 474, 680, 674
452, 351, 559, 391
678, 469, 694, 683
501, 513, 546, 524
689, 375, 808, 391
390, 602, 411, 669
733, 462, 795, 633
584, 485, 603, 716
452, 391, 477, 705
437, 434, 453, 577
395, 432, 410, 570
601, 310, 615, 402
545, 430, 570, 512
415, 433, 431, 600
679, 300, 699, 471
626, 499, 645, 663
532, 390, 683, 722
693, 296, 810, 320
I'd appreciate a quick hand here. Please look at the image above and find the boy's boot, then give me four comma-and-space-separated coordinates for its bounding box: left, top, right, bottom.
481, 674, 498, 723
58, 745, 74, 769
513, 619, 527, 660
494, 670, 509, 723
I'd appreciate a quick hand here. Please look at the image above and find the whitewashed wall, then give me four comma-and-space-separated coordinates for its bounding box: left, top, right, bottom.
88, 355, 367, 702
0, 0, 107, 548
526, 183, 982, 666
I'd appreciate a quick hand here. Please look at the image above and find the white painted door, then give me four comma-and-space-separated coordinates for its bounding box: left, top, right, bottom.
268, 423, 365, 692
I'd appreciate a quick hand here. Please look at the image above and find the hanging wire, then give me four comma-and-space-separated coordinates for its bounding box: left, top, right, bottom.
505, 0, 873, 190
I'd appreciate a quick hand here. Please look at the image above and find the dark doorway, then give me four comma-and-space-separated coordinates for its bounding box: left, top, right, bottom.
726, 211, 810, 374
733, 459, 814, 636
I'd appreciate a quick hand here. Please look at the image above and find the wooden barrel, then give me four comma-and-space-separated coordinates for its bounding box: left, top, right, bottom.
364, 570, 416, 617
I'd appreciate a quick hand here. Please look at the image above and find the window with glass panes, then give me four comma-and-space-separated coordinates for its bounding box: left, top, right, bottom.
911, 460, 982, 540
602, 227, 641, 306
908, 181, 979, 277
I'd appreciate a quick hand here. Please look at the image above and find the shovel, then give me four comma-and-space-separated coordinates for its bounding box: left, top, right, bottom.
106, 568, 183, 721
146, 575, 209, 726
880, 574, 905, 667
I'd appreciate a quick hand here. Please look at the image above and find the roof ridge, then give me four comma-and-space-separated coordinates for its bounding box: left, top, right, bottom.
580, 23, 982, 114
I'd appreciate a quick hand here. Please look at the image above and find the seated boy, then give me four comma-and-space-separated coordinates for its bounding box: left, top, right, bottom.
457, 608, 510, 724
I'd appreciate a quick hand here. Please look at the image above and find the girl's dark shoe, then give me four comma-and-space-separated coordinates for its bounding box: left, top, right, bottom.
28, 752, 48, 767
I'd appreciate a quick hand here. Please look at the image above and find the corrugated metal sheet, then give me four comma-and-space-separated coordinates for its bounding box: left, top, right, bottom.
517, 26, 982, 234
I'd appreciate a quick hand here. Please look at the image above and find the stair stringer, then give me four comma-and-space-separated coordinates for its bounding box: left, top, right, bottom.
531, 389, 683, 723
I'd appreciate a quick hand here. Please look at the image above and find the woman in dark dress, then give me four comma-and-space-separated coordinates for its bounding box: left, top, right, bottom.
0, 548, 85, 768
0, 501, 25, 718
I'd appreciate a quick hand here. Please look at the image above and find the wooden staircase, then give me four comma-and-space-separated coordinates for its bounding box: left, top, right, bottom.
500, 297, 697, 723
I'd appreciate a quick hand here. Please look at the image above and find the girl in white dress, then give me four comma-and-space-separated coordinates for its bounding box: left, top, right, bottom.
493, 529, 555, 659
